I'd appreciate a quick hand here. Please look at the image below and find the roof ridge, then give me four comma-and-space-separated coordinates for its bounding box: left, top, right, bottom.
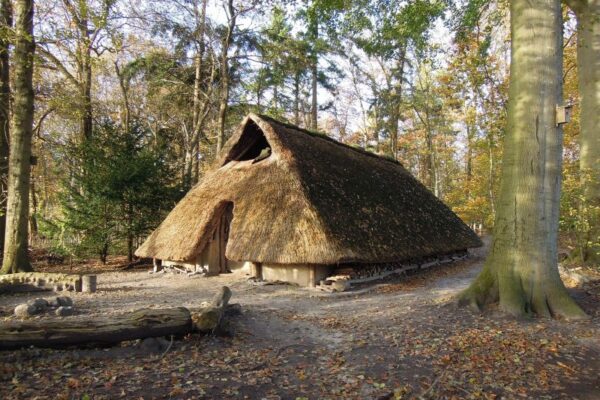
252, 114, 404, 168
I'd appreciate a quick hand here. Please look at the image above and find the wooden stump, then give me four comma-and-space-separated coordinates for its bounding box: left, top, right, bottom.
82, 275, 97, 293
193, 286, 232, 333
0, 307, 192, 350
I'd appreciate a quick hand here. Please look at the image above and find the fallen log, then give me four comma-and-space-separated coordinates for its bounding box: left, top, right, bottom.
0, 272, 82, 293
192, 286, 232, 333
0, 307, 192, 350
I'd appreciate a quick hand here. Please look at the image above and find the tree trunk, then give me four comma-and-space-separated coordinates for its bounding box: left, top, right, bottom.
465, 122, 474, 199
568, 0, 600, 263
81, 60, 92, 140
76, 5, 92, 141
0, 307, 192, 350
0, 0, 11, 261
29, 169, 38, 237
309, 16, 318, 130
425, 126, 438, 197
216, 0, 236, 153
114, 61, 130, 133
190, 0, 207, 185
1, 0, 34, 274
391, 47, 406, 161
459, 0, 587, 319
294, 71, 300, 125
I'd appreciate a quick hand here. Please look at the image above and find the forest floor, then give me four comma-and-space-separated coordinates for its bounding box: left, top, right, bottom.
1, 241, 599, 400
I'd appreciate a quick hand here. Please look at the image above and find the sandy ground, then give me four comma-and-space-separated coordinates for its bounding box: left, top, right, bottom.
1, 242, 599, 399
0, 244, 489, 320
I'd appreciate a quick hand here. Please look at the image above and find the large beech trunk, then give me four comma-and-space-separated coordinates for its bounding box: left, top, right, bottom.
0, 308, 192, 350
1, 0, 34, 274
459, 0, 587, 319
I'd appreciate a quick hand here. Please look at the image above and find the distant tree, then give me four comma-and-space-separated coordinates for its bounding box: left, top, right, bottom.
38, 0, 117, 141
459, 0, 587, 319
2, 0, 35, 274
345, 0, 445, 159
564, 0, 600, 263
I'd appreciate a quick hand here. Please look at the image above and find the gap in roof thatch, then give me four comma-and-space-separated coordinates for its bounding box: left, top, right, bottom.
223, 120, 271, 166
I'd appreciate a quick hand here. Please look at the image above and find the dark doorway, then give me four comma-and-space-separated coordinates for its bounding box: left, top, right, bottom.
205, 202, 234, 275
218, 202, 233, 273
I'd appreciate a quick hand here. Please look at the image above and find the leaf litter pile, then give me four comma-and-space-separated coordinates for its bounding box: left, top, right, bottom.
1, 257, 599, 400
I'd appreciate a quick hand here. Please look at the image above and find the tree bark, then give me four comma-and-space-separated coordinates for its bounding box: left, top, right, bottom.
459, 0, 587, 319
1, 0, 34, 274
190, 0, 207, 185
294, 71, 300, 125
391, 46, 406, 161
0, 307, 192, 349
216, 0, 236, 153
566, 0, 600, 263
309, 16, 318, 130
60, 0, 93, 140
0, 0, 11, 261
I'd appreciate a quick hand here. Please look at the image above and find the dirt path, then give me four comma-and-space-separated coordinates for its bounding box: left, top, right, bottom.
1, 245, 599, 399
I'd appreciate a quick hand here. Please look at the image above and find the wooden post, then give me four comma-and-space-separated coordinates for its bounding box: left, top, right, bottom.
82, 275, 97, 293
153, 258, 162, 273
250, 262, 262, 279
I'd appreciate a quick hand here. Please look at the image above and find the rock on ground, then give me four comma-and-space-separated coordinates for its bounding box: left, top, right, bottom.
55, 306, 75, 317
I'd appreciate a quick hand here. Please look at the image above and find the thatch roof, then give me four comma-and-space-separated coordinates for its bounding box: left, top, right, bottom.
136, 114, 482, 264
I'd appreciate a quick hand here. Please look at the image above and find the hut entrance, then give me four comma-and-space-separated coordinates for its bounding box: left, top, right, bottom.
202, 202, 234, 275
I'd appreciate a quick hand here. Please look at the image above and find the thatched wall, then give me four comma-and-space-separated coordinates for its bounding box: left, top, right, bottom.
136, 114, 482, 264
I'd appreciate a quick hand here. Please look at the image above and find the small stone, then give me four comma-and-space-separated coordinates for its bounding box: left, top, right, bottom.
14, 304, 38, 318
139, 337, 170, 353
55, 306, 75, 317
28, 298, 48, 313
332, 280, 351, 292
55, 296, 73, 307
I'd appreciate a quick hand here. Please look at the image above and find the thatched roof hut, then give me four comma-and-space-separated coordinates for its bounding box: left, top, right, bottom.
136, 114, 481, 285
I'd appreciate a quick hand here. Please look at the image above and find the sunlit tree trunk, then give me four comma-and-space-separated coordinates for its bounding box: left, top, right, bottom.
566, 0, 600, 263
459, 0, 587, 319
309, 16, 318, 130
294, 72, 300, 125
216, 0, 235, 153
465, 122, 474, 199
0, 0, 11, 261
2, 0, 35, 274
190, 0, 207, 184
390, 46, 406, 161
69, 0, 93, 140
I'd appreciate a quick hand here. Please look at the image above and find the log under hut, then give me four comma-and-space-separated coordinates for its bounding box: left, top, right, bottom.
136, 114, 482, 286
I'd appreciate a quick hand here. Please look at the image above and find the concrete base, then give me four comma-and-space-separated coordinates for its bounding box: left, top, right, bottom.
261, 264, 331, 287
